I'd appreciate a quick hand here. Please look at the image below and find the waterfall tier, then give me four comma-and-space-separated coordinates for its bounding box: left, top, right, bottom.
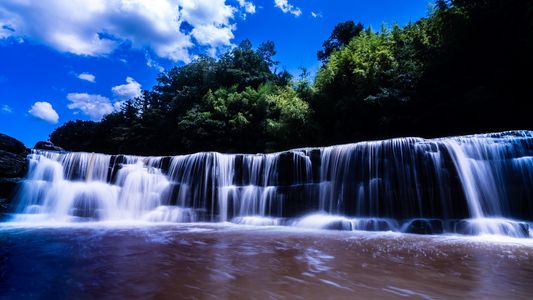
8, 131, 533, 237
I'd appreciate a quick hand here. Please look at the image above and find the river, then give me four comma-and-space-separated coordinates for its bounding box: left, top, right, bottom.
1, 224, 532, 299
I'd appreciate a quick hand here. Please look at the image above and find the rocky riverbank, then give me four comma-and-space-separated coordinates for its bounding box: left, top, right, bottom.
0, 133, 29, 213
0, 134, 65, 214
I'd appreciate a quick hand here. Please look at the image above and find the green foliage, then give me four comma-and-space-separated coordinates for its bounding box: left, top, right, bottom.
51, 40, 309, 154
317, 21, 364, 62
313, 28, 403, 142
177, 84, 311, 152
264, 86, 311, 149
51, 0, 533, 154
316, 29, 396, 94
311, 0, 532, 144
49, 120, 99, 152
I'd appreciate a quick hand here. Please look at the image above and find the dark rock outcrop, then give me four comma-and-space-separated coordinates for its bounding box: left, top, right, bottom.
0, 133, 28, 213
0, 133, 27, 154
0, 178, 21, 213
0, 150, 27, 178
0, 134, 29, 178
403, 219, 444, 235
451, 219, 530, 238
34, 141, 64, 151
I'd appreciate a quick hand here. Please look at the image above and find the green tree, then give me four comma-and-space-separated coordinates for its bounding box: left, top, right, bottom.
314, 29, 399, 142
317, 21, 364, 62
49, 120, 98, 152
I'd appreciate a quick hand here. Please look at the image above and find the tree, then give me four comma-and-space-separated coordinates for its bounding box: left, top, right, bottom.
264, 86, 312, 149
216, 39, 275, 89
411, 0, 533, 137
314, 29, 399, 142
50, 39, 313, 155
317, 21, 364, 62
257, 40, 279, 69
50, 1, 533, 155
177, 84, 312, 152
49, 120, 98, 152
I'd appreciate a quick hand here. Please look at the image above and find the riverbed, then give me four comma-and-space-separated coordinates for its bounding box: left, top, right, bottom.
1, 223, 532, 299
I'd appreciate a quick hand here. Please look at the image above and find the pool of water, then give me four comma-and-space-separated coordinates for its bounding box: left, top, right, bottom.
1, 223, 533, 299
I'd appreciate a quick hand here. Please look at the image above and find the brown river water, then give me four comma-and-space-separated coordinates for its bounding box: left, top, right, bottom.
1, 224, 533, 299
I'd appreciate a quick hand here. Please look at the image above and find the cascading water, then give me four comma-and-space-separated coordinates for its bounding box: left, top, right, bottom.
7, 131, 533, 237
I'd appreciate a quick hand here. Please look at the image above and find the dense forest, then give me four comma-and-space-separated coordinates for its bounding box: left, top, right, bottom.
50, 0, 533, 155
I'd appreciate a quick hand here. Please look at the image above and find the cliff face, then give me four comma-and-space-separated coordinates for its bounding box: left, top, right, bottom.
0, 133, 29, 213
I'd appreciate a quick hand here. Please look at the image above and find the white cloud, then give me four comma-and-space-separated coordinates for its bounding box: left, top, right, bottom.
180, 0, 237, 48
1, 104, 12, 113
274, 0, 301, 17
311, 11, 322, 18
0, 0, 250, 62
28, 101, 59, 124
67, 93, 114, 120
237, 0, 256, 14
111, 77, 142, 100
77, 72, 95, 83
66, 77, 141, 120
191, 24, 235, 47
145, 53, 164, 72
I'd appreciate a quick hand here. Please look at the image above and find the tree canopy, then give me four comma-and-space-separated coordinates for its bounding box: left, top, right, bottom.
51, 0, 533, 155
317, 21, 364, 63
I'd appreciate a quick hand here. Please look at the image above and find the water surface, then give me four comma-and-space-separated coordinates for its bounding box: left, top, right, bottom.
1, 224, 533, 299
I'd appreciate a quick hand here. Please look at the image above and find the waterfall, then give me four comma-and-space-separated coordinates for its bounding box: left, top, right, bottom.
8, 131, 533, 237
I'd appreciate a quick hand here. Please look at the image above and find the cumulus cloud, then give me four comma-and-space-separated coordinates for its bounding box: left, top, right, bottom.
77, 72, 95, 83
28, 101, 59, 124
145, 53, 164, 72
0, 0, 250, 62
274, 0, 301, 17
67, 93, 114, 120
191, 24, 235, 48
238, 0, 256, 14
1, 104, 12, 113
66, 77, 141, 120
111, 77, 142, 100
180, 0, 237, 49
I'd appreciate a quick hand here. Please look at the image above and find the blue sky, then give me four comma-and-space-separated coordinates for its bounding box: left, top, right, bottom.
0, 0, 430, 147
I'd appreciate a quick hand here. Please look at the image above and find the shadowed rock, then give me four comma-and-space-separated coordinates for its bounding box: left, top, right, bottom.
403, 219, 444, 235
34, 141, 64, 152
0, 150, 26, 178
0, 133, 28, 154
0, 133, 28, 214
0, 133, 28, 178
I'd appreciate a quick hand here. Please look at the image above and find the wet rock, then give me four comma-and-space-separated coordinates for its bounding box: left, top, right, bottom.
0, 150, 27, 178
34, 141, 64, 151
508, 223, 529, 238
277, 151, 295, 186
278, 184, 320, 217
309, 149, 321, 182
323, 220, 353, 231
278, 151, 313, 187
233, 155, 244, 185
71, 196, 100, 220
451, 219, 530, 238
0, 133, 28, 213
159, 156, 172, 174
0, 177, 21, 198
0, 177, 23, 213
108, 155, 128, 183
0, 133, 28, 154
0, 133, 29, 178
0, 198, 9, 214
354, 219, 397, 231
403, 219, 444, 235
